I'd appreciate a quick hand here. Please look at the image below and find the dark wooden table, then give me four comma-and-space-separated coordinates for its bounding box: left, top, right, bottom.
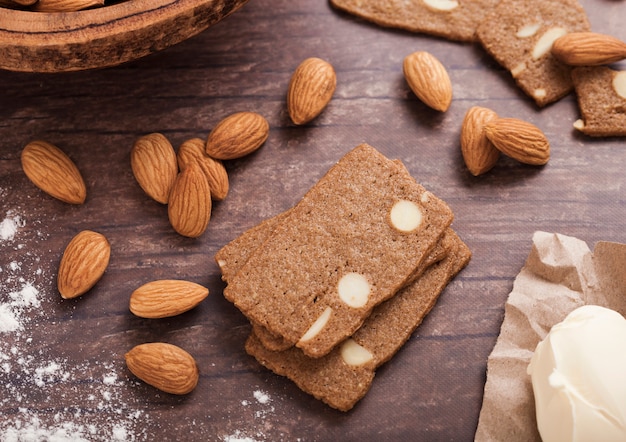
1, 1, 625, 440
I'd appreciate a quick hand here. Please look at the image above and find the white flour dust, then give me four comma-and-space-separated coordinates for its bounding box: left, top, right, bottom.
222, 389, 278, 442
0, 211, 147, 441
0, 212, 23, 242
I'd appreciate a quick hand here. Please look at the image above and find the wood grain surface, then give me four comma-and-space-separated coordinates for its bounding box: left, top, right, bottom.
1, 1, 625, 440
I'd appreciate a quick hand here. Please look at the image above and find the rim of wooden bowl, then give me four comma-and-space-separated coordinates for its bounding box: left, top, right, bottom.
0, 0, 249, 72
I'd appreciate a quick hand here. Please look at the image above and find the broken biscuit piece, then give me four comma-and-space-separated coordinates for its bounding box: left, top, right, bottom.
571, 66, 626, 137
330, 0, 501, 42
476, 0, 590, 107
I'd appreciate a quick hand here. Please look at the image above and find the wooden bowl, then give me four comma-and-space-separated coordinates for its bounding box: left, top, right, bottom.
0, 0, 249, 72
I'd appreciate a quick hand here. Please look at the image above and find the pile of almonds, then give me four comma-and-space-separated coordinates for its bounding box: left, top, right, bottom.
131, 111, 268, 238
461, 108, 550, 176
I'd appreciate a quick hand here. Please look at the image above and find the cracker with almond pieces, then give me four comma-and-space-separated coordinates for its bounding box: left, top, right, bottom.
330, 0, 500, 42
476, 0, 591, 107
571, 66, 626, 137
218, 212, 450, 352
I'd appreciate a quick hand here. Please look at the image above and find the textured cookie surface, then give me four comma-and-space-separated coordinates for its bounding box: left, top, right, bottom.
476, 0, 590, 107
216, 212, 288, 284
218, 211, 450, 352
223, 144, 454, 358
245, 230, 471, 411
330, 0, 500, 42
571, 66, 626, 137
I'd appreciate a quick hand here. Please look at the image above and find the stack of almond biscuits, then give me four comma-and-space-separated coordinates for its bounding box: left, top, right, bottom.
216, 143, 471, 411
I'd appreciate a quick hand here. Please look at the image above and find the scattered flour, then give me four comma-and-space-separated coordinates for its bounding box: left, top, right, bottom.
253, 390, 270, 405
223, 431, 261, 442
2, 209, 283, 441
0, 282, 40, 333
0, 212, 147, 441
222, 390, 277, 442
0, 212, 23, 242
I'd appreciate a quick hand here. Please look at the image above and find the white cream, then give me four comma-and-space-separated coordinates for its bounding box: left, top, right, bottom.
527, 305, 626, 442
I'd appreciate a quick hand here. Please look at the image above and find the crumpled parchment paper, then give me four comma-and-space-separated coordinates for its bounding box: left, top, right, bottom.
475, 231, 626, 441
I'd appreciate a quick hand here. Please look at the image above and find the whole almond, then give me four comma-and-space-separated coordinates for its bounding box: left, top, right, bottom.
287, 57, 337, 125
21, 140, 86, 204
130, 279, 209, 318
403, 51, 452, 112
177, 138, 229, 201
58, 230, 110, 299
484, 118, 550, 166
125, 342, 199, 395
461, 106, 500, 176
552, 32, 626, 66
131, 133, 178, 204
168, 162, 211, 238
205, 112, 269, 160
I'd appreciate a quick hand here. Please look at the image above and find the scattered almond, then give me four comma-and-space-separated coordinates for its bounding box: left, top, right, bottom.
177, 138, 229, 201
461, 106, 500, 176
131, 133, 178, 204
484, 118, 550, 166
403, 51, 452, 112
125, 342, 199, 395
168, 162, 212, 238
205, 112, 269, 160
21, 140, 86, 204
552, 32, 626, 66
57, 230, 110, 299
130, 279, 209, 318
287, 57, 337, 125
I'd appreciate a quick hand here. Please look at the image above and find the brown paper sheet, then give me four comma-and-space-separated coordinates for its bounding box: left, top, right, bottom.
475, 231, 626, 441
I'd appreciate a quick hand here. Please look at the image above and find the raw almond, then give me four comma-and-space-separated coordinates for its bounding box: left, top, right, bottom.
484, 118, 550, 166
403, 51, 452, 112
21, 140, 86, 204
130, 279, 209, 318
552, 32, 626, 66
131, 133, 178, 204
58, 230, 110, 299
205, 112, 269, 160
460, 106, 500, 176
287, 57, 337, 125
168, 162, 211, 238
177, 138, 229, 201
125, 342, 199, 395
